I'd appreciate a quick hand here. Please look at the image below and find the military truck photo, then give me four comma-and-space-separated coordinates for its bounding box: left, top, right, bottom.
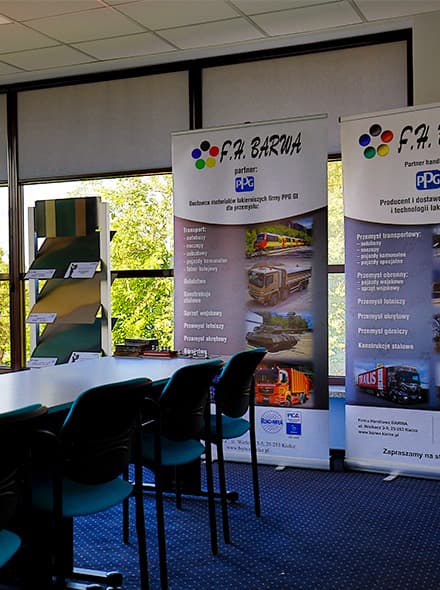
247, 263, 312, 306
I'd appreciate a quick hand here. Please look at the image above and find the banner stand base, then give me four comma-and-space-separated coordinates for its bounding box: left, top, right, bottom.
345, 458, 440, 480
383, 473, 400, 482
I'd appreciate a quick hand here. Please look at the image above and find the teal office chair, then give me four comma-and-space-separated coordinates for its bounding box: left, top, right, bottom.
139, 359, 223, 590
209, 347, 267, 544
0, 404, 48, 572
31, 378, 151, 590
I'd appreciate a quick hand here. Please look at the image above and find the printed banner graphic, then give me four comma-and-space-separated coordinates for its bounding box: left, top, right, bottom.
172, 117, 329, 468
342, 103, 440, 477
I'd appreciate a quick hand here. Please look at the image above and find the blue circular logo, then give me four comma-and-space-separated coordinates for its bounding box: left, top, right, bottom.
260, 410, 283, 433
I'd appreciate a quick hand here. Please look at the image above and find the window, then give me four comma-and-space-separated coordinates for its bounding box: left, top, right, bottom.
22, 174, 174, 363
0, 186, 9, 367
328, 161, 345, 378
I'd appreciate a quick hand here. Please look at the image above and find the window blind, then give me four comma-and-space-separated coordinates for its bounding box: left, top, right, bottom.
18, 71, 189, 180
202, 41, 408, 154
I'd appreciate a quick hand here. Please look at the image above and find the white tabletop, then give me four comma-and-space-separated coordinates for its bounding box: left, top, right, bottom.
0, 356, 219, 414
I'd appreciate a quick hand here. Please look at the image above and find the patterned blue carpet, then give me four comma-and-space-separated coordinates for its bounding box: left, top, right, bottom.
74, 463, 440, 590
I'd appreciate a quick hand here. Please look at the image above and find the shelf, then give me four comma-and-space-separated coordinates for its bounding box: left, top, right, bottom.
27, 197, 112, 364
28, 233, 100, 278
32, 320, 103, 365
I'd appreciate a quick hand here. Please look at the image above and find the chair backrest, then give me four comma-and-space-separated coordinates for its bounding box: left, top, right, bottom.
0, 404, 48, 530
60, 378, 151, 484
214, 348, 267, 418
159, 359, 223, 440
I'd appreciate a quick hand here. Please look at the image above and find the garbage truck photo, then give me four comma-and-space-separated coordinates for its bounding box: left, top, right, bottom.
356, 364, 423, 404
255, 366, 312, 406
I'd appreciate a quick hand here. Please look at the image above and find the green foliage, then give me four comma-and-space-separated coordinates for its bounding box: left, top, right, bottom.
111, 277, 174, 347
327, 161, 346, 375
329, 274, 345, 376
246, 228, 257, 256
74, 176, 173, 270
328, 161, 344, 265
0, 249, 9, 364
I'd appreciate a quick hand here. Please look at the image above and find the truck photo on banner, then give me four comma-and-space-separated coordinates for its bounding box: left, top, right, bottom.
172, 116, 329, 468
342, 103, 440, 477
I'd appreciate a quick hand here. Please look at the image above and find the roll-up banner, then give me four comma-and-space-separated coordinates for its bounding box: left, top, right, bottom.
172, 116, 329, 469
342, 103, 440, 477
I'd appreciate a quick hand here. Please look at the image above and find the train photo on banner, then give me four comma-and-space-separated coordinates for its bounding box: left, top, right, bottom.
253, 232, 305, 252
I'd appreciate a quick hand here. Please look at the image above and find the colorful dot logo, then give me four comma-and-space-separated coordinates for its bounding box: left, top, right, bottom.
191, 140, 219, 170
358, 124, 394, 159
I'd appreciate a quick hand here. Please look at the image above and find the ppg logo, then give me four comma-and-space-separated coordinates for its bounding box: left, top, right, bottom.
235, 176, 254, 192
416, 170, 440, 190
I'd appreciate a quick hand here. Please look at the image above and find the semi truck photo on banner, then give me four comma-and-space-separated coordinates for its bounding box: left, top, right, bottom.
341, 103, 440, 478
172, 116, 329, 469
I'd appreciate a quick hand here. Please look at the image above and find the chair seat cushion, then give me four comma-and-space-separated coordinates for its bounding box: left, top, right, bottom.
210, 415, 250, 439
32, 475, 133, 518
0, 529, 21, 568
142, 433, 205, 467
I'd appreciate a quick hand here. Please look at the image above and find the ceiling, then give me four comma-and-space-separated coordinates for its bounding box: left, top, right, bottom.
0, 0, 437, 87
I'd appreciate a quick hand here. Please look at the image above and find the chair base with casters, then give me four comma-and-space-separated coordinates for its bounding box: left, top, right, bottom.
31, 477, 136, 589
65, 570, 123, 590
25, 508, 126, 590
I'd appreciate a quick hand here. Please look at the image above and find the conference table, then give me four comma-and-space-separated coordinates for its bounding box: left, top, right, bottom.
0, 354, 220, 589
0, 355, 216, 414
